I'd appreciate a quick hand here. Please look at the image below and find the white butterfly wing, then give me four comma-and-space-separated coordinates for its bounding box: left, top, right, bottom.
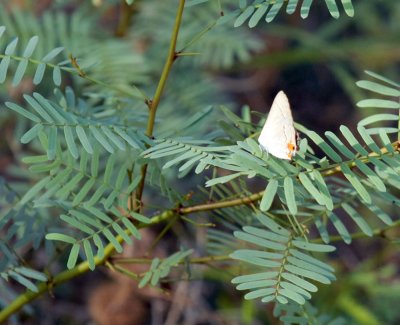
258, 91, 297, 160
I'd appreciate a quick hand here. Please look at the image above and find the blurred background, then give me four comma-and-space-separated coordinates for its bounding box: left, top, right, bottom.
0, 0, 399, 324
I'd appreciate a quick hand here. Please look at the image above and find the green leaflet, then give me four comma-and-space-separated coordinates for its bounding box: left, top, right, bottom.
357, 99, 400, 110
103, 228, 123, 253
266, 0, 284, 23
83, 239, 95, 271
364, 203, 393, 225
324, 131, 355, 159
260, 179, 278, 211
21, 124, 44, 144
64, 126, 79, 158
281, 273, 317, 292
236, 279, 278, 290
67, 243, 80, 269
7, 270, 38, 292
76, 126, 93, 154
257, 213, 291, 236
12, 59, 28, 86
340, 163, 371, 203
234, 231, 287, 251
291, 240, 335, 253
19, 176, 51, 205
5, 102, 41, 122
286, 0, 298, 14
298, 172, 326, 207
341, 125, 369, 156
328, 212, 352, 244
357, 126, 381, 154
52, 65, 62, 86
234, 6, 255, 27
12, 267, 47, 282
93, 234, 104, 259
354, 159, 386, 192
232, 271, 279, 284
301, 0, 313, 18
46, 233, 77, 244
284, 176, 297, 215
206, 172, 244, 187
248, 4, 268, 28
341, 0, 354, 17
342, 203, 373, 236
365, 70, 400, 88
312, 170, 334, 210
33, 62, 46, 85
324, 0, 340, 19
356, 80, 400, 97
315, 217, 330, 243
358, 113, 399, 128
306, 130, 342, 163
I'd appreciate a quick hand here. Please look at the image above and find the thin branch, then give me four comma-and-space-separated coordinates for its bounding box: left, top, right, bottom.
0, 54, 148, 100
115, 1, 136, 37
180, 191, 264, 214
112, 255, 231, 265
135, 0, 186, 211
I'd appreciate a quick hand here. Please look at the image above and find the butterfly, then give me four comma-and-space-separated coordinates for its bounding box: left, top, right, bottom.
258, 91, 297, 160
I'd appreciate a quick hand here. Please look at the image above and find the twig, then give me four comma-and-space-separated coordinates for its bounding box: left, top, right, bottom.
135, 0, 186, 211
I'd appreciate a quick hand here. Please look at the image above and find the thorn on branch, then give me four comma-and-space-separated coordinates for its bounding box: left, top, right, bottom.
68, 54, 86, 77
145, 98, 153, 109
46, 279, 55, 298
174, 203, 183, 214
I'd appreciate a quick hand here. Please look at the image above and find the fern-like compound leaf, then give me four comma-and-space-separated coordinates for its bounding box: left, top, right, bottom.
138, 249, 193, 288
0, 27, 65, 86
0, 266, 47, 293
6, 92, 145, 158
232, 0, 354, 27
231, 214, 335, 305
47, 204, 150, 269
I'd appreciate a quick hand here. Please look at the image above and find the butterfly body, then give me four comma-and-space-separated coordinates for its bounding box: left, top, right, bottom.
258, 91, 297, 160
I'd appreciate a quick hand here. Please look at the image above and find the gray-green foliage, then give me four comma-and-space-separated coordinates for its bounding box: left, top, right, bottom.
143, 71, 399, 309
0, 1, 398, 324
138, 249, 194, 288
187, 0, 354, 27
273, 301, 350, 325
231, 214, 336, 305
0, 26, 65, 86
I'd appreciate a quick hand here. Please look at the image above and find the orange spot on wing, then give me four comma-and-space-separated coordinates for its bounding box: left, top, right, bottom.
287, 142, 296, 159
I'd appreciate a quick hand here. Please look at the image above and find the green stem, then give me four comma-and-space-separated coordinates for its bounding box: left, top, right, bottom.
0, 54, 147, 100
178, 21, 216, 53
115, 1, 136, 37
112, 254, 231, 265
135, 0, 185, 210
179, 191, 264, 214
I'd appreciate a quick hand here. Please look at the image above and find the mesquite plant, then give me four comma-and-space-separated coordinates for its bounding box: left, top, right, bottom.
0, 0, 399, 324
